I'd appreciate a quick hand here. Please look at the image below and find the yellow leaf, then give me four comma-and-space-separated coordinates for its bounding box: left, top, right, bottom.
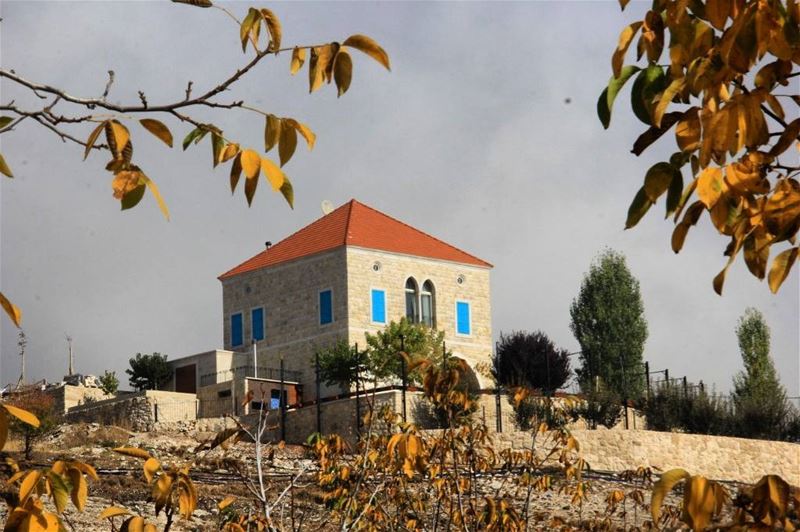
99, 506, 130, 520
109, 121, 130, 157
333, 48, 353, 97
752, 474, 790, 524
769, 118, 800, 158
768, 247, 798, 293
675, 107, 700, 152
83, 121, 106, 160
152, 474, 174, 515
72, 461, 98, 481
342, 34, 391, 71
112, 447, 152, 460
144, 525, 158, 532
612, 22, 642, 79
21, 511, 60, 532
280, 175, 294, 209
264, 115, 281, 153
696, 167, 725, 208
682, 476, 723, 530
0, 150, 14, 178
139, 119, 173, 148
0, 292, 22, 328
67, 467, 87, 512
283, 119, 316, 150
0, 411, 7, 452
218, 495, 236, 510
239, 8, 259, 53
706, 0, 730, 30
142, 175, 170, 221
112, 170, 146, 200
653, 77, 685, 128
261, 158, 285, 191
260, 8, 281, 51
19, 470, 42, 503
278, 125, 297, 167
308, 45, 336, 93
244, 168, 259, 207
643, 162, 677, 202
122, 515, 145, 532
240, 149, 261, 180
4, 404, 40, 427
220, 143, 239, 163
651, 468, 690, 524
290, 47, 306, 75
143, 457, 160, 484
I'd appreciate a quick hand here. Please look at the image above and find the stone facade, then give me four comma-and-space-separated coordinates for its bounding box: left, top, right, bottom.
47, 384, 112, 414
345, 247, 492, 384
220, 248, 349, 398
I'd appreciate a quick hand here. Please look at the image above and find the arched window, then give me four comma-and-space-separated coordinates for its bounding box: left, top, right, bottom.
405, 278, 419, 323
421, 280, 435, 327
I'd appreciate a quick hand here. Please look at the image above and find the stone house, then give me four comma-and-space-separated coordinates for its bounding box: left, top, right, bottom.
165, 199, 493, 410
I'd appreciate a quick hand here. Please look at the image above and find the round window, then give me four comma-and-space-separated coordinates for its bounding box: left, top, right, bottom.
457, 275, 465, 285
372, 261, 382, 272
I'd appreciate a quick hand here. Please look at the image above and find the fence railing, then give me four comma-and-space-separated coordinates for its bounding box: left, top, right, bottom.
200, 365, 302, 387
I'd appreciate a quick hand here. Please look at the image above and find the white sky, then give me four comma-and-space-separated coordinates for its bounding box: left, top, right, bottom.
1, 1, 797, 398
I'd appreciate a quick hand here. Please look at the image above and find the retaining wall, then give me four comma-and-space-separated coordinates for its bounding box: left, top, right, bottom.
66, 390, 197, 431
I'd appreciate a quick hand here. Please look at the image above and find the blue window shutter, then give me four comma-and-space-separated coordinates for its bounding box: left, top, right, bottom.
251, 308, 264, 341
320, 290, 333, 324
231, 313, 243, 347
456, 302, 471, 335
371, 289, 386, 323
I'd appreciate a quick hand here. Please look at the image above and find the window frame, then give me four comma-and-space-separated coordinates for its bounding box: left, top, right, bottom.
370, 287, 387, 325
420, 279, 436, 328
250, 306, 265, 342
405, 277, 420, 323
455, 300, 472, 337
319, 288, 334, 326
230, 311, 244, 347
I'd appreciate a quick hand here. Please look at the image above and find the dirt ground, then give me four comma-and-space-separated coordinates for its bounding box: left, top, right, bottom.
0, 422, 699, 531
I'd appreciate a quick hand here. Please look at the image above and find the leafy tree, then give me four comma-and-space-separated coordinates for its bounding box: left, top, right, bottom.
732, 307, 789, 439
98, 370, 119, 396
600, 0, 800, 294
0, 1, 390, 327
492, 330, 571, 394
570, 249, 648, 399
573, 384, 624, 430
126, 352, 172, 391
316, 339, 369, 391
364, 318, 448, 384
7, 388, 60, 459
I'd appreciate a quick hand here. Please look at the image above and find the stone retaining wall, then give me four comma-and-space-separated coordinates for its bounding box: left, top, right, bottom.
494, 428, 800, 485
66, 390, 197, 431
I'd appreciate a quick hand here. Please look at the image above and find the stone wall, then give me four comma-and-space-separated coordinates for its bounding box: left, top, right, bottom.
493, 429, 800, 485
47, 385, 112, 414
65, 390, 197, 431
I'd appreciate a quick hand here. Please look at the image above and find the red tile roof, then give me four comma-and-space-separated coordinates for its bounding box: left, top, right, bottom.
218, 199, 492, 279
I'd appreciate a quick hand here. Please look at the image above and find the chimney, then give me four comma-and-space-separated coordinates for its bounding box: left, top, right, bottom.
265, 241, 272, 249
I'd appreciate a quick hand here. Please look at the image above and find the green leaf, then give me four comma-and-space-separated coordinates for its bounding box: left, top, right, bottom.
211, 132, 224, 168
665, 168, 684, 218
625, 186, 653, 229
597, 65, 640, 129
0, 116, 14, 130
120, 184, 146, 210
643, 162, 679, 202
630, 65, 666, 125
631, 111, 683, 155
47, 471, 70, 513
280, 176, 294, 209
0, 152, 13, 178
264, 115, 281, 153
182, 127, 207, 150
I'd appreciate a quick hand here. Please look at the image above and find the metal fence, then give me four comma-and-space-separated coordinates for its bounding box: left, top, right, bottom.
200, 365, 302, 387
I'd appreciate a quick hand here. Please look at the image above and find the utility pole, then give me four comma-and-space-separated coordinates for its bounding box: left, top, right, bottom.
66, 334, 74, 376
18, 330, 27, 386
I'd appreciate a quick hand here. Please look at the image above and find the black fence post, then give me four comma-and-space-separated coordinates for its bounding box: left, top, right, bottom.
280, 357, 286, 442
683, 376, 688, 398
315, 353, 322, 434
354, 343, 361, 438
699, 380, 705, 394
495, 385, 502, 433
644, 361, 651, 400
400, 335, 407, 423
664, 368, 670, 387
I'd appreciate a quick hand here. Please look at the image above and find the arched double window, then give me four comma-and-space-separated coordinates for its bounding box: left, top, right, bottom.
405, 277, 436, 327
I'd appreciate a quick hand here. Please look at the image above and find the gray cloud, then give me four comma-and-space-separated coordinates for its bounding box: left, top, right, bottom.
1, 1, 797, 399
